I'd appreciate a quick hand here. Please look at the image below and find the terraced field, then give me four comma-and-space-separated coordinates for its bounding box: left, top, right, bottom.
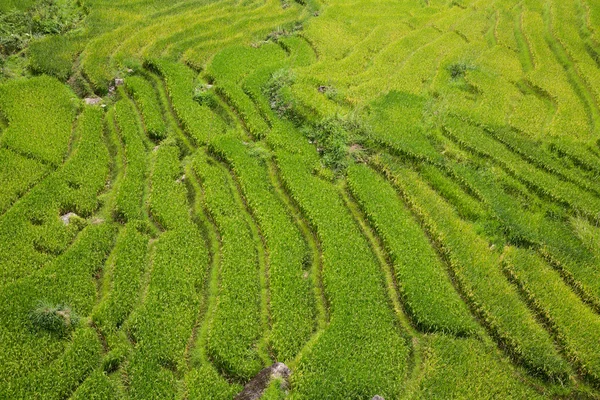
1, 0, 600, 398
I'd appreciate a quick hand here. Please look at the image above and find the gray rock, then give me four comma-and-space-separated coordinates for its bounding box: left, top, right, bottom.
372, 396, 385, 400
235, 362, 291, 400
60, 212, 78, 225
84, 97, 102, 105
114, 78, 124, 86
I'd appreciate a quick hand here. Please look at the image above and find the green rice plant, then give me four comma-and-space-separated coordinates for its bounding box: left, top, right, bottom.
147, 144, 188, 230
28, 34, 85, 81
0, 105, 109, 286
147, 58, 225, 144
443, 116, 600, 223
365, 91, 443, 163
411, 335, 546, 399
113, 97, 148, 223
504, 247, 600, 385
0, 149, 50, 215
242, 65, 281, 124
184, 365, 242, 400
58, 106, 111, 216
70, 370, 120, 400
269, 124, 410, 399
488, 127, 600, 196
374, 155, 570, 380
192, 152, 264, 380
126, 145, 208, 398
210, 133, 315, 362
207, 43, 287, 83
125, 75, 167, 141
207, 44, 289, 138
13, 327, 103, 400
0, 75, 78, 166
216, 81, 271, 138
522, 10, 590, 139
347, 163, 477, 336
455, 163, 600, 311
417, 164, 486, 221
92, 223, 149, 335
0, 223, 116, 398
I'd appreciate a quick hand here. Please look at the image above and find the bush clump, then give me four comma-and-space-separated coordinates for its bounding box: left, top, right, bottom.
447, 62, 474, 79
30, 300, 80, 335
0, 0, 84, 56
264, 69, 297, 120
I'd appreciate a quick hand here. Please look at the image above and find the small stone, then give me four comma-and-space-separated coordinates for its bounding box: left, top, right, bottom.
84, 97, 102, 105
235, 363, 291, 400
372, 396, 385, 400
318, 85, 327, 93
61, 212, 79, 226
114, 78, 124, 86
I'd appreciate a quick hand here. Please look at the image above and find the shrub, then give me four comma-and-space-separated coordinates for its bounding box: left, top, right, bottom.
30, 300, 79, 335
447, 62, 474, 79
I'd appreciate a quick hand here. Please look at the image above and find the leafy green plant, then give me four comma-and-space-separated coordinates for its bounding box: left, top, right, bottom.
0, 0, 84, 57
30, 300, 80, 335
447, 62, 474, 80
264, 68, 296, 119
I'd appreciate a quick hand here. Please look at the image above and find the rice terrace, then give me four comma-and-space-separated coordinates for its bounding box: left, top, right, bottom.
2, 0, 600, 398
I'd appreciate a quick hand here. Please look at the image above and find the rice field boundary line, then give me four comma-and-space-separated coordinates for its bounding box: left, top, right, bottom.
576, 0, 600, 68
185, 166, 232, 383
440, 124, 600, 225
368, 139, 487, 205
515, 7, 535, 73
543, 3, 600, 134
438, 129, 600, 311
369, 158, 568, 381
500, 253, 596, 388
142, 71, 195, 154
0, 111, 80, 220
182, 162, 220, 373
210, 154, 273, 366
112, 0, 243, 62
120, 90, 164, 236
514, 78, 558, 135
538, 249, 600, 315
368, 159, 487, 336
338, 181, 423, 390
265, 158, 329, 369
474, 122, 600, 198
168, 5, 306, 61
